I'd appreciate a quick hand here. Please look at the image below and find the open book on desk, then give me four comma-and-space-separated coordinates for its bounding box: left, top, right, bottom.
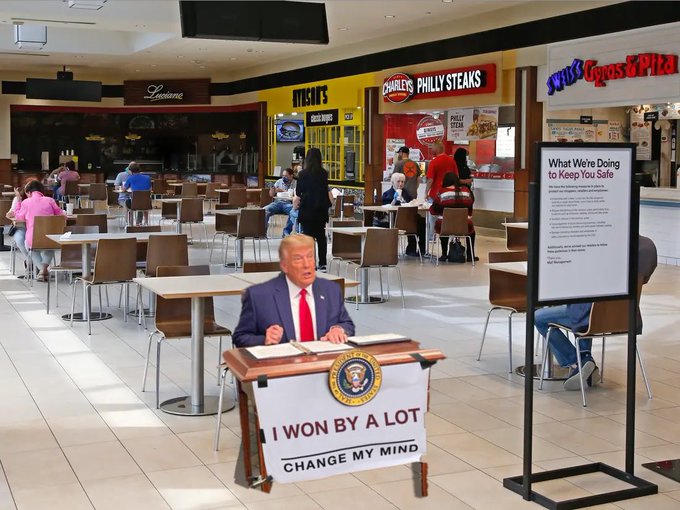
246, 341, 352, 360
347, 333, 409, 346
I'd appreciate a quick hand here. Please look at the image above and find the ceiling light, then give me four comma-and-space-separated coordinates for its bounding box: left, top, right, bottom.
384, 15, 395, 19
277, 113, 284, 117
66, 0, 108, 10
229, 57, 237, 61
177, 55, 184, 59
199, 65, 206, 69
135, 69, 140, 72
150, 64, 157, 67
442, 0, 454, 3
14, 24, 47, 50
291, 112, 298, 116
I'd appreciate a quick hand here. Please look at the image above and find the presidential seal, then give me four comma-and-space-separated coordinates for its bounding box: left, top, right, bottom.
328, 350, 382, 406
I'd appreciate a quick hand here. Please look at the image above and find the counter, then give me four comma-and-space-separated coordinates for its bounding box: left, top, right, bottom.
639, 187, 680, 266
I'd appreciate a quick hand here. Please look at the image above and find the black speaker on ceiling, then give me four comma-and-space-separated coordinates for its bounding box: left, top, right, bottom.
180, 1, 329, 45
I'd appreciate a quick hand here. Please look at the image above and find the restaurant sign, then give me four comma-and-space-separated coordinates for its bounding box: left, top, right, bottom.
382, 64, 496, 103
306, 109, 339, 126
124, 79, 210, 106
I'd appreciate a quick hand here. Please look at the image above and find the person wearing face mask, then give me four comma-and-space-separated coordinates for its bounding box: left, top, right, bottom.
265, 167, 296, 236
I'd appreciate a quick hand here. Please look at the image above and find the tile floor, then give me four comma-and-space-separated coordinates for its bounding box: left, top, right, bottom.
1, 214, 679, 509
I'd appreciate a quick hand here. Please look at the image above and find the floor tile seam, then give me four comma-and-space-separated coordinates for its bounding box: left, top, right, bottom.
305, 481, 398, 509
77, 469, 174, 510
559, 416, 675, 447
0, 460, 17, 510
148, 464, 239, 508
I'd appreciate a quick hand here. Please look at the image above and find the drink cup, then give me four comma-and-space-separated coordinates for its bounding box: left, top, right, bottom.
66, 203, 74, 215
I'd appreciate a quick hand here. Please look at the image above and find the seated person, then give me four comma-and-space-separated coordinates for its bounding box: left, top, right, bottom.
373, 172, 414, 228
535, 235, 658, 391
430, 172, 476, 263
55, 161, 80, 202
122, 163, 152, 225
233, 234, 355, 347
265, 168, 296, 237
6, 186, 30, 276
114, 161, 136, 210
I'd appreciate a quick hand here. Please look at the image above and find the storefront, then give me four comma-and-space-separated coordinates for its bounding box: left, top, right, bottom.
259, 74, 373, 187
378, 52, 516, 222
540, 21, 680, 263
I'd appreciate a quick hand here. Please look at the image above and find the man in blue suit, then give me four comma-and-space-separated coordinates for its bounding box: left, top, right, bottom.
233, 234, 355, 347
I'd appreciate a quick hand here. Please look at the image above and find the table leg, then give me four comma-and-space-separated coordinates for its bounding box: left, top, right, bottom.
62, 242, 111, 322
160, 296, 236, 416
175, 202, 182, 234
238, 383, 253, 482
389, 211, 395, 229
344, 267, 385, 305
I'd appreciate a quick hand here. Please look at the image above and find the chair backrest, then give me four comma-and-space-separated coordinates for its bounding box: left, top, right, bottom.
331, 219, 363, 228
146, 234, 188, 276
331, 229, 362, 258
60, 225, 98, 265
361, 228, 399, 267
394, 206, 418, 234
0, 199, 12, 227
179, 198, 203, 222
91, 237, 137, 283
161, 201, 178, 218
127, 225, 162, 262
64, 180, 80, 196
155, 265, 217, 335
488, 251, 528, 263
181, 182, 198, 197
131, 190, 152, 211
152, 179, 167, 195
87, 183, 107, 201
330, 277, 345, 297
76, 213, 108, 233
228, 188, 248, 207
72, 208, 95, 215
259, 188, 272, 207
32, 215, 67, 250
331, 196, 343, 218
237, 208, 266, 238
585, 282, 644, 336
488, 269, 527, 311
504, 215, 529, 223
215, 212, 238, 234
440, 208, 469, 237
243, 261, 281, 273
205, 182, 220, 199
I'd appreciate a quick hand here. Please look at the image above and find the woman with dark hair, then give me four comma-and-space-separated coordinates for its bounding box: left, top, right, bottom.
453, 148, 473, 186
294, 148, 332, 269
10, 180, 65, 281
55, 160, 80, 202
430, 172, 476, 262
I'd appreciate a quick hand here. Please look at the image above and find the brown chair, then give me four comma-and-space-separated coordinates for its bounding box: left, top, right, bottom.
145, 234, 189, 278
72, 208, 95, 215
152, 179, 168, 201
130, 190, 153, 226
434, 208, 475, 266
76, 213, 108, 234
209, 212, 238, 263
242, 261, 281, 273
160, 200, 178, 224
126, 225, 162, 269
331, 195, 354, 220
28, 215, 67, 283
539, 282, 652, 407
477, 251, 528, 373
181, 182, 198, 198
178, 198, 208, 245
219, 187, 247, 208
204, 182, 220, 214
87, 183, 108, 212
328, 220, 363, 275
141, 265, 232, 409
46, 225, 99, 314
348, 228, 404, 310
394, 206, 422, 262
225, 208, 270, 265
63, 180, 82, 206
70, 237, 137, 335
259, 188, 272, 208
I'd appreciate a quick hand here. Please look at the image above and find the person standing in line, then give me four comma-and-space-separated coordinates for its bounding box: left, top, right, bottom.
392, 146, 420, 200
294, 148, 332, 270
453, 147, 473, 186
114, 161, 137, 209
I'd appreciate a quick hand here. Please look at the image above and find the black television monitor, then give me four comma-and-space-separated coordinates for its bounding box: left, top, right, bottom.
26, 78, 102, 102
276, 119, 305, 142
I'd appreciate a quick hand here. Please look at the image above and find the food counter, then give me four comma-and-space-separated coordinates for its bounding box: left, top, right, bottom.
640, 187, 680, 265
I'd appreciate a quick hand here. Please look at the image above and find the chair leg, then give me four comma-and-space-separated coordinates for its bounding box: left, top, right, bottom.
539, 330, 552, 390
105, 286, 110, 307
141, 331, 155, 392
46, 270, 51, 314
155, 337, 163, 409
214, 367, 227, 451
70, 280, 77, 327
477, 308, 494, 362
355, 266, 360, 311
468, 235, 476, 267
395, 266, 405, 308
508, 311, 515, 374
600, 337, 606, 382
217, 336, 222, 384
98, 287, 103, 315
203, 223, 209, 247
266, 238, 272, 261
378, 268, 383, 301
86, 283, 92, 336
636, 344, 653, 399
123, 283, 129, 323
574, 338, 587, 407
209, 232, 218, 262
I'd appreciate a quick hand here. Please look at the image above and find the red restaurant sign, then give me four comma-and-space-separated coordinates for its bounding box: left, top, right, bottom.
383, 64, 496, 103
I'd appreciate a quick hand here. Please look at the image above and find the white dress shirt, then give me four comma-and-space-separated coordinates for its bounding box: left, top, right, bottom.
286, 276, 317, 341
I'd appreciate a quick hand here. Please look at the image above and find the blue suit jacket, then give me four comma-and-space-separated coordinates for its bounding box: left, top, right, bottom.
233, 273, 356, 347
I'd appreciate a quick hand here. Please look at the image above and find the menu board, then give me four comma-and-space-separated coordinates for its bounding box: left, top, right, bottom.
547, 123, 596, 143
605, 121, 622, 142
385, 138, 404, 172
537, 144, 633, 302
630, 109, 652, 160
446, 107, 498, 141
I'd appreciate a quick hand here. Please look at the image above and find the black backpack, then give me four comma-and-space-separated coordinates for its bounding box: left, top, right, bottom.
448, 240, 466, 263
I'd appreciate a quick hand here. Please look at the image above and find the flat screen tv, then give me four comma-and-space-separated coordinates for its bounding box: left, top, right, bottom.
276, 119, 304, 142
26, 78, 102, 102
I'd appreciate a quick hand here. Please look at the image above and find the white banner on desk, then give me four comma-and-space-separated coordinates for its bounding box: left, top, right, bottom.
252, 362, 429, 483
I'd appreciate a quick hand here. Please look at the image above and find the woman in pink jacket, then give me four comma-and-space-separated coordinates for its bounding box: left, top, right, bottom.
9, 180, 65, 281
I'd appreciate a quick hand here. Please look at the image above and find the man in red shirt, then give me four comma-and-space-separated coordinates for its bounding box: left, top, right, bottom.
426, 142, 457, 199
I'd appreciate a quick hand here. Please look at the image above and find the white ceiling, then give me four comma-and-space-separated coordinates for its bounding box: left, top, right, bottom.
0, 0, 620, 82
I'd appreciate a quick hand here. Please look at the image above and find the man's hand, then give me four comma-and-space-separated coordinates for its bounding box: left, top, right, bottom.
292, 195, 301, 210
265, 324, 284, 345
320, 326, 347, 344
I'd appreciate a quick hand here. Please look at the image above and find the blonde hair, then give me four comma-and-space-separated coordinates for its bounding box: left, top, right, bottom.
279, 233, 315, 259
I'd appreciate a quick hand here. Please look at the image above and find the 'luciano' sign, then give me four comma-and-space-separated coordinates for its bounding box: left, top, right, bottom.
124, 79, 210, 105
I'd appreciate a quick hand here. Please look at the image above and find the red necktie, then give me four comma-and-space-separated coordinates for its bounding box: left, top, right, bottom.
299, 289, 314, 342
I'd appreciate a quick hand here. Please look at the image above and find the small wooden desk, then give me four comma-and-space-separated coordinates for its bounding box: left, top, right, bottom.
502, 222, 528, 251
224, 341, 444, 494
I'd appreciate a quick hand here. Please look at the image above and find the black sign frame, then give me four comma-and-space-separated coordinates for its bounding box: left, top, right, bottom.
306, 109, 339, 126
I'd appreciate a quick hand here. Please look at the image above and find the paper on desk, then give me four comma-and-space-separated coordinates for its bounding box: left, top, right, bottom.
59, 231, 72, 240
348, 333, 409, 345
293, 341, 352, 354
246, 343, 302, 359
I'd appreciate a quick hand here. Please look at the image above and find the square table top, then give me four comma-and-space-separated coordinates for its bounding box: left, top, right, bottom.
133, 274, 248, 298
158, 198, 183, 203
487, 261, 528, 276
214, 209, 242, 216
362, 204, 428, 212
326, 226, 405, 236
46, 231, 178, 245
231, 271, 360, 288
215, 188, 263, 193
501, 222, 528, 229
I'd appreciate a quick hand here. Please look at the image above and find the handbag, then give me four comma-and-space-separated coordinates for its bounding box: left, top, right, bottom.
7, 225, 17, 237
447, 239, 466, 263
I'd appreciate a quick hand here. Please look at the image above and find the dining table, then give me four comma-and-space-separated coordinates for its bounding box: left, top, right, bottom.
46, 232, 178, 322
362, 203, 428, 228
502, 222, 529, 251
